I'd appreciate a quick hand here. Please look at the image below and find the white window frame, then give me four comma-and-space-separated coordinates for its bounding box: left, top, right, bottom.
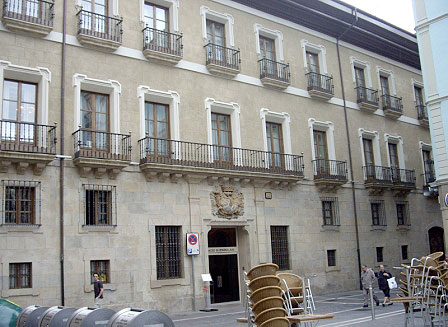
384, 134, 405, 169
139, 0, 179, 32
419, 141, 433, 178
308, 118, 336, 161
200, 6, 235, 47
254, 24, 284, 62
301, 40, 327, 74
350, 57, 372, 88
76, 0, 119, 16
411, 79, 425, 104
376, 66, 396, 95
358, 128, 382, 169
138, 86, 180, 141
0, 61, 51, 127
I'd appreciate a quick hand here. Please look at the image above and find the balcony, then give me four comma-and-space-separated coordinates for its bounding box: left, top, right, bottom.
355, 87, 379, 112
417, 104, 429, 127
258, 58, 290, 89
0, 120, 56, 175
77, 9, 122, 51
381, 93, 403, 119
205, 43, 240, 77
72, 129, 131, 179
306, 72, 334, 100
312, 159, 347, 191
363, 165, 393, 195
391, 168, 415, 196
142, 27, 183, 65
138, 137, 304, 188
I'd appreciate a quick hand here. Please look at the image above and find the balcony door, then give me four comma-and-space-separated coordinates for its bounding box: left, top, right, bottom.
414, 86, 424, 106
307, 51, 321, 88
7, 0, 43, 19
363, 138, 375, 179
144, 3, 169, 49
313, 130, 328, 175
259, 36, 276, 75
80, 91, 109, 152
422, 149, 434, 184
266, 122, 283, 168
212, 113, 232, 164
206, 20, 226, 64
354, 67, 367, 100
80, 0, 108, 35
2, 80, 37, 147
145, 102, 170, 157
380, 76, 390, 95
388, 142, 400, 181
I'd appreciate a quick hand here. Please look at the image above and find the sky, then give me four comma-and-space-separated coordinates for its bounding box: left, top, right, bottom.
340, 0, 416, 33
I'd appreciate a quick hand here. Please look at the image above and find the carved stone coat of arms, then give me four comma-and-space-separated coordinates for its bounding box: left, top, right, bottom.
210, 185, 244, 219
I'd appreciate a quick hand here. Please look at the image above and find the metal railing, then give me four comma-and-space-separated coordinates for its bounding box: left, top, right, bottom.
143, 27, 182, 57
381, 92, 403, 113
312, 159, 347, 181
139, 136, 304, 176
73, 129, 131, 161
423, 170, 436, 186
391, 168, 415, 187
259, 58, 290, 83
355, 86, 379, 106
205, 43, 240, 71
3, 0, 54, 27
77, 9, 122, 43
416, 104, 428, 121
363, 165, 393, 184
0, 120, 56, 154
306, 72, 334, 95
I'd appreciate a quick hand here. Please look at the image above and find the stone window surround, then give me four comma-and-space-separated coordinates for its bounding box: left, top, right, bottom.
1, 258, 38, 298
419, 141, 432, 178
358, 128, 382, 168
0, 61, 51, 127
324, 246, 340, 272
72, 73, 121, 136
260, 108, 291, 155
83, 253, 116, 294
138, 86, 180, 141
350, 56, 372, 88
301, 40, 328, 74
375, 245, 385, 264
384, 134, 405, 169
76, 0, 119, 17
139, 0, 179, 32
308, 118, 336, 161
376, 66, 397, 95
411, 79, 425, 103
254, 24, 284, 62
200, 6, 235, 47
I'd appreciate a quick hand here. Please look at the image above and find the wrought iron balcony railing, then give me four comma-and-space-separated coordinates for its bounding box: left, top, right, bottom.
416, 104, 428, 121
355, 86, 379, 106
77, 9, 122, 43
205, 43, 240, 71
312, 159, 347, 181
391, 168, 416, 187
258, 58, 290, 83
3, 0, 54, 27
139, 137, 304, 176
73, 129, 131, 161
306, 72, 334, 95
381, 93, 403, 113
0, 120, 56, 154
143, 27, 183, 57
363, 165, 393, 184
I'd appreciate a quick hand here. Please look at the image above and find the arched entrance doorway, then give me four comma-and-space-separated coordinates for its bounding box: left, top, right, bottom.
428, 226, 445, 260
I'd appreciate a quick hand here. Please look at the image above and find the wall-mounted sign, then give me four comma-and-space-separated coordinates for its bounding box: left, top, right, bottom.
186, 233, 200, 255
265, 192, 272, 199
208, 247, 237, 254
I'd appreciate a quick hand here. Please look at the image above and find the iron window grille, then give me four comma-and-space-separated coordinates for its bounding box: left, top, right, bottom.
83, 184, 117, 226
401, 245, 408, 260
321, 197, 340, 226
370, 200, 386, 226
90, 260, 110, 283
270, 226, 290, 270
376, 247, 384, 262
327, 250, 336, 267
155, 226, 182, 280
1, 180, 41, 225
9, 262, 32, 289
396, 201, 410, 226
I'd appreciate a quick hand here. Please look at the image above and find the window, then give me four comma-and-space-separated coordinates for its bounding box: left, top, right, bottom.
254, 24, 284, 62
388, 142, 399, 169
380, 75, 390, 95
414, 86, 424, 106
266, 122, 283, 167
261, 109, 291, 158
376, 247, 384, 262
155, 226, 181, 279
301, 40, 327, 74
327, 250, 336, 267
306, 51, 319, 74
314, 130, 328, 175
2, 180, 40, 225
145, 102, 170, 156
259, 36, 275, 61
84, 184, 116, 226
308, 119, 336, 162
422, 148, 435, 184
200, 6, 234, 47
396, 202, 410, 226
90, 260, 110, 283
359, 129, 382, 179
80, 91, 109, 151
371, 200, 386, 226
401, 245, 408, 260
207, 20, 225, 46
321, 197, 340, 226
270, 226, 289, 270
9, 263, 32, 289
212, 112, 232, 163
80, 0, 108, 33
354, 67, 366, 88
143, 3, 169, 31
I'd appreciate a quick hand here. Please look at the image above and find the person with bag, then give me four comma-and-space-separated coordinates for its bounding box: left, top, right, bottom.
376, 265, 393, 306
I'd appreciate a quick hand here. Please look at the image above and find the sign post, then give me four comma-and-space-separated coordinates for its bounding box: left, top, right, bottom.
186, 233, 199, 311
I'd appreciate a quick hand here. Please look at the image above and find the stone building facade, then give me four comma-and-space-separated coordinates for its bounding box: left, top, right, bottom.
0, 0, 442, 312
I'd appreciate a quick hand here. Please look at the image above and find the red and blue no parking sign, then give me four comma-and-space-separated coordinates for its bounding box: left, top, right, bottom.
186, 233, 200, 255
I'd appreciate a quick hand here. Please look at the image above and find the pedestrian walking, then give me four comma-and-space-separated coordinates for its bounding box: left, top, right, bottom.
93, 272, 104, 308
376, 265, 393, 306
361, 264, 379, 308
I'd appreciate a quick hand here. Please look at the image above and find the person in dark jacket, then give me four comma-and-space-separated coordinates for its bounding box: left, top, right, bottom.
376, 265, 393, 306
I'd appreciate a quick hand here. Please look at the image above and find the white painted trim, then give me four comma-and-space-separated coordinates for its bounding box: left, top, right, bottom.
139, 0, 179, 32
350, 56, 372, 87
308, 118, 336, 161
376, 66, 396, 96
200, 6, 235, 47
384, 133, 405, 169
0, 60, 51, 126
254, 24, 284, 62
358, 128, 381, 167
411, 79, 425, 103
137, 86, 180, 141
301, 40, 328, 74
76, 0, 119, 16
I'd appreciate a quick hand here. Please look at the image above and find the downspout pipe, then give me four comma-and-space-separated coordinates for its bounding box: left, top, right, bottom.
336, 8, 363, 290
60, 0, 67, 306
